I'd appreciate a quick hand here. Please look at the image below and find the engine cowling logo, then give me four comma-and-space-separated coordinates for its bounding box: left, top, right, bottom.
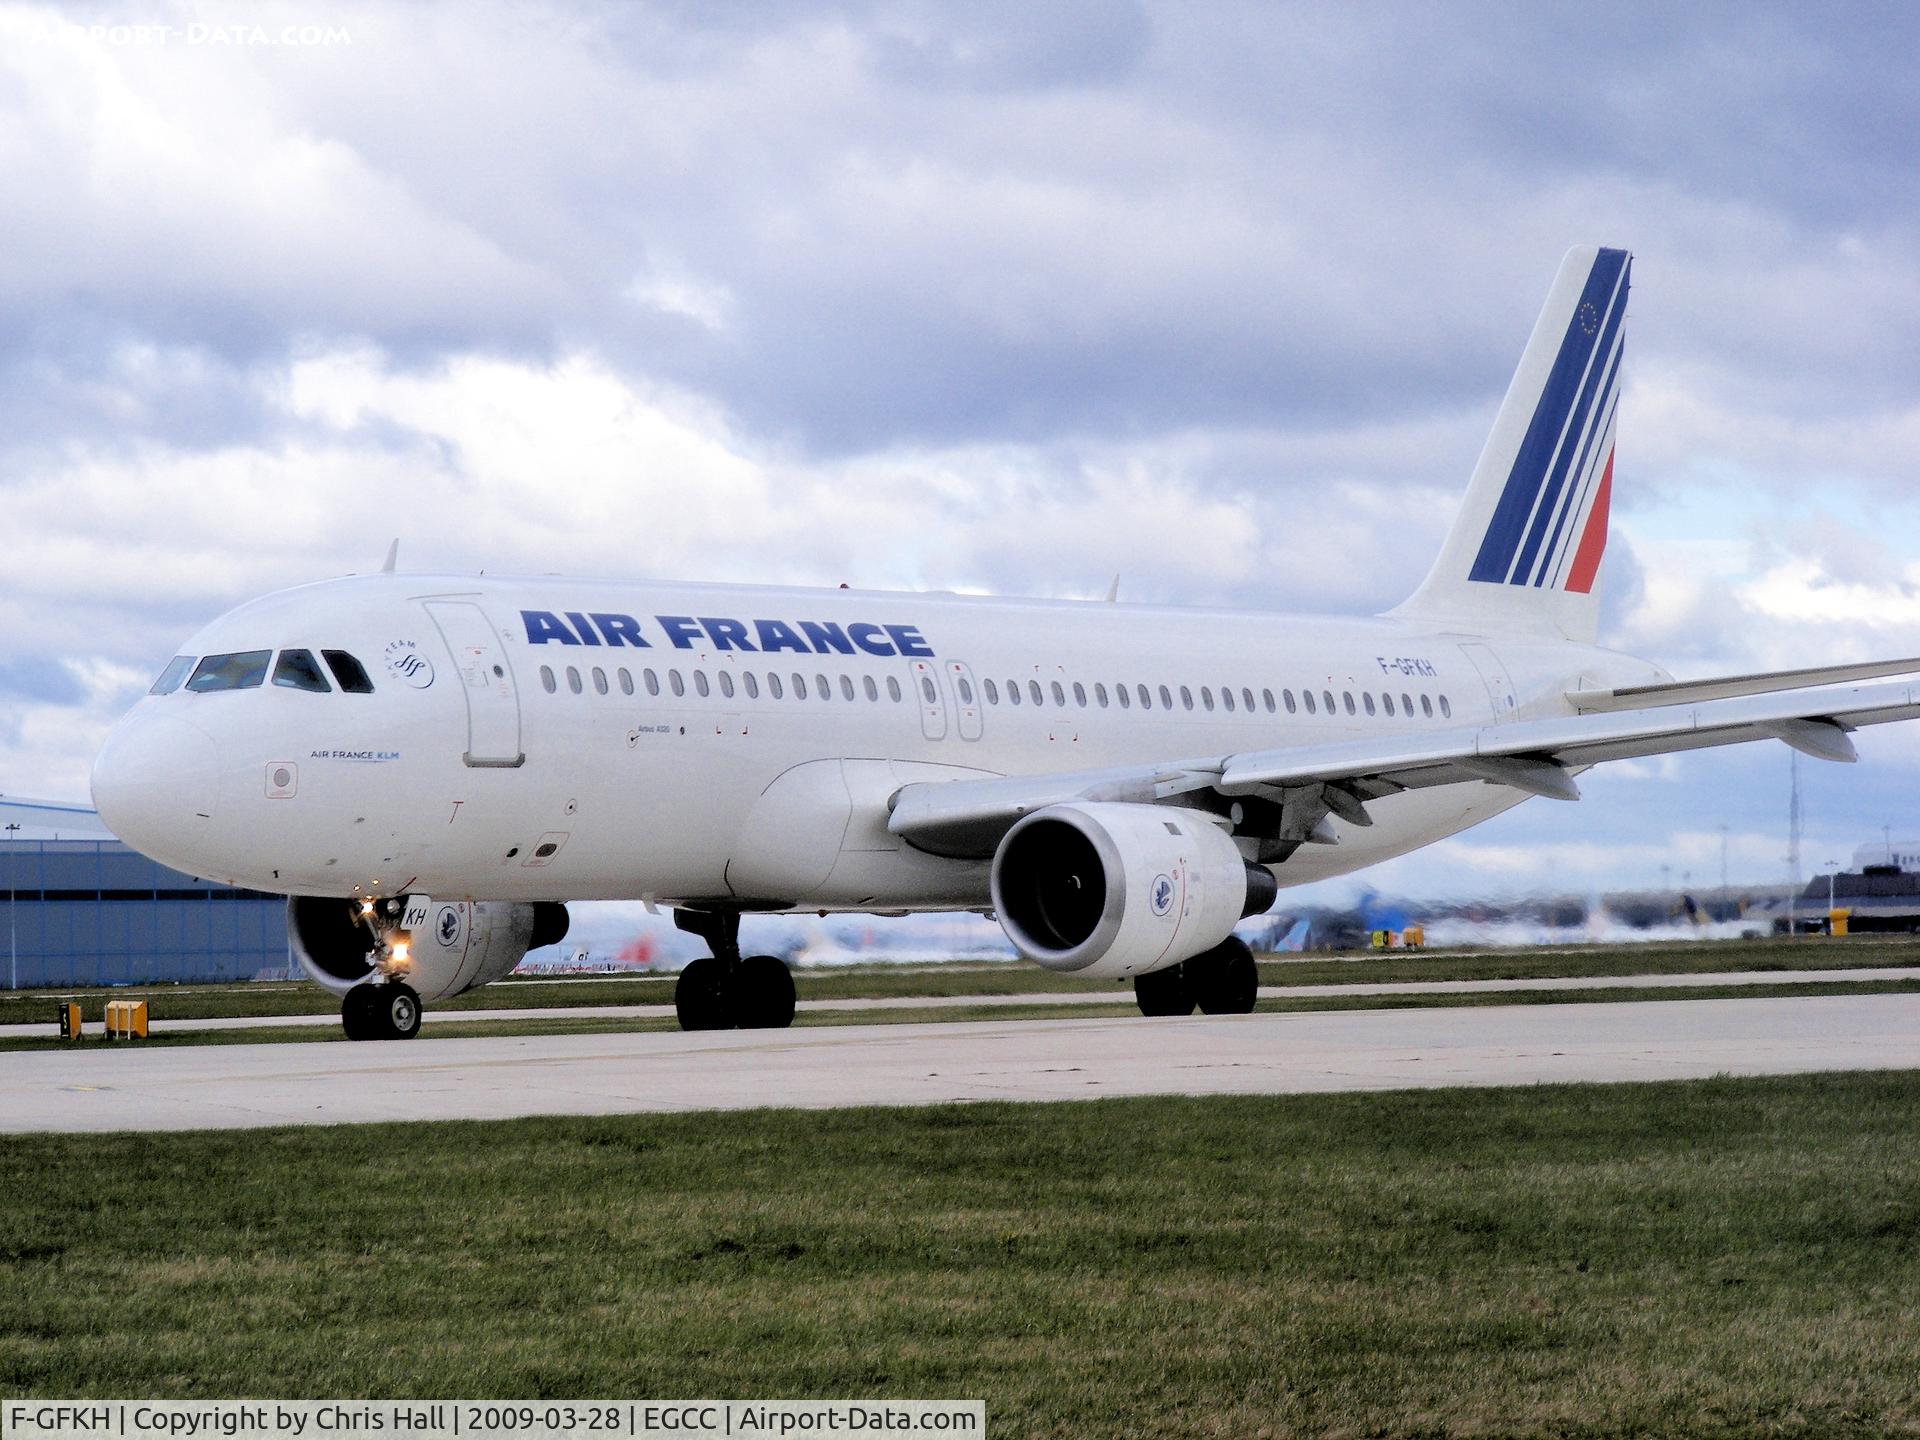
384, 639, 435, 689
436, 905, 462, 947
1149, 873, 1176, 917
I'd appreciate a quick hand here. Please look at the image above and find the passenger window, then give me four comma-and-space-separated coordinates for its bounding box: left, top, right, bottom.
1323, 690, 1335, 713
813, 673, 828, 699
1072, 682, 1086, 707
958, 676, 974, 704
322, 651, 374, 694
272, 649, 332, 693
984, 678, 999, 704
1421, 694, 1433, 718
1180, 685, 1194, 711
1220, 687, 1234, 713
887, 676, 902, 702
1304, 691, 1317, 715
793, 674, 808, 700
1203, 687, 1217, 712
1283, 689, 1296, 714
620, 668, 635, 696
668, 670, 684, 697
645, 669, 661, 697
567, 666, 583, 695
693, 671, 709, 698
1440, 695, 1452, 719
1117, 684, 1131, 710
863, 675, 879, 701
1402, 691, 1413, 715
769, 673, 784, 699
1050, 681, 1065, 706
840, 675, 856, 701
1140, 684, 1154, 710
922, 677, 938, 704
1008, 681, 1022, 707
1029, 680, 1044, 706
1095, 683, 1109, 708
1343, 691, 1355, 715
149, 656, 195, 696
1363, 692, 1376, 716
1382, 693, 1394, 716
540, 665, 557, 694
595, 667, 610, 696
1243, 687, 1257, 712
719, 671, 735, 699
1157, 685, 1171, 709
744, 672, 760, 699
188, 651, 271, 693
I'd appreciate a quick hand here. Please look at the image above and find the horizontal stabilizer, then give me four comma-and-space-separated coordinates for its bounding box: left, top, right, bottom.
1569, 656, 1920, 712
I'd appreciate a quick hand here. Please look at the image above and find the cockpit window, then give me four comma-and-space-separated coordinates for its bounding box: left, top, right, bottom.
186, 651, 271, 693
273, 649, 333, 693
149, 656, 195, 696
323, 650, 375, 694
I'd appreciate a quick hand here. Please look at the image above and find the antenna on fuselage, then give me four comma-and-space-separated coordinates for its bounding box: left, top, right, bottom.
380, 539, 399, 574
1105, 574, 1120, 603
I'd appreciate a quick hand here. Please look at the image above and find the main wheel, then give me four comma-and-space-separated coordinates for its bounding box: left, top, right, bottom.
377, 983, 423, 1039
675, 956, 732, 1031
341, 984, 378, 1041
1134, 961, 1195, 1017
735, 954, 797, 1030
1191, 936, 1258, 1015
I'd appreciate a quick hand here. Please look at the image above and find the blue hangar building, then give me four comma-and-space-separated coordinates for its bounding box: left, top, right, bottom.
1, 797, 291, 989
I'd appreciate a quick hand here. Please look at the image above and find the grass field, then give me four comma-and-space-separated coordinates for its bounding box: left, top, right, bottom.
4, 1072, 1919, 1437
2, 934, 1914, 1029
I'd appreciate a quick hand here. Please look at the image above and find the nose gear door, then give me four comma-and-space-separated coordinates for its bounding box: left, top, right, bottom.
423, 600, 525, 767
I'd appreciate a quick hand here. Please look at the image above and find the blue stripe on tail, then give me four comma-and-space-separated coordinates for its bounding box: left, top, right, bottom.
1468, 248, 1631, 584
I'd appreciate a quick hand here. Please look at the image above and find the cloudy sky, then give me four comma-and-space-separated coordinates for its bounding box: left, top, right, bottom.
4, 0, 1919, 935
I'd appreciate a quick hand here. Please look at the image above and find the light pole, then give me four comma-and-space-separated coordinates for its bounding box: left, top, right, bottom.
4, 822, 19, 991
1825, 861, 1840, 916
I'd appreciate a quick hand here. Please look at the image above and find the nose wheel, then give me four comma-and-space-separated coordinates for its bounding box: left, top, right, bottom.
342, 982, 423, 1041
672, 910, 796, 1031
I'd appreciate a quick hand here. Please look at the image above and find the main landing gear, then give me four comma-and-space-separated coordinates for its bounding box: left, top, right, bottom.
1132, 936, 1259, 1018
672, 910, 797, 1032
342, 981, 423, 1041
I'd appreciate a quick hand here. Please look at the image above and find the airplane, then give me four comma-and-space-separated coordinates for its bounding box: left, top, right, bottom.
89, 245, 1920, 1040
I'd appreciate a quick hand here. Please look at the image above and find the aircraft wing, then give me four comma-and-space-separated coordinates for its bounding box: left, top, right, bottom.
887, 678, 1920, 860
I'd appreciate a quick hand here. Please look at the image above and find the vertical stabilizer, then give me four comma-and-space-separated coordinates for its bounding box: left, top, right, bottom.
1391, 245, 1630, 642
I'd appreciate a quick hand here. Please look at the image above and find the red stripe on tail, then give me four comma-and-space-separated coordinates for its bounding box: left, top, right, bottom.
1564, 450, 1613, 594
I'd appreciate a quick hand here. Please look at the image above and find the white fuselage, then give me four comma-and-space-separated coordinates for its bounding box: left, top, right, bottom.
90, 574, 1666, 911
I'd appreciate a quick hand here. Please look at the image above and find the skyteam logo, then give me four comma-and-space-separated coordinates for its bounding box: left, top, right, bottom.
1468, 247, 1630, 595
1149, 873, 1176, 917
384, 639, 435, 689
436, 905, 462, 948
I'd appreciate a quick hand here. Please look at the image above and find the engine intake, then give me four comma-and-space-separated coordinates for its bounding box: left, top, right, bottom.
289, 897, 571, 1001
990, 802, 1276, 978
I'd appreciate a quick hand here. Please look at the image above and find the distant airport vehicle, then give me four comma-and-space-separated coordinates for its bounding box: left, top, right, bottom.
90, 247, 1920, 1039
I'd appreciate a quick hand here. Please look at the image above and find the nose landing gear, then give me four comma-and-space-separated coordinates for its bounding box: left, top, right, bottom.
673, 909, 797, 1032
342, 981, 423, 1041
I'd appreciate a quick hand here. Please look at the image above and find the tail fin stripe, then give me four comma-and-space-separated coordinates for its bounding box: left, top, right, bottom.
1511, 284, 1628, 585
1563, 448, 1614, 595
1467, 248, 1630, 584
1547, 404, 1619, 591
1530, 339, 1623, 587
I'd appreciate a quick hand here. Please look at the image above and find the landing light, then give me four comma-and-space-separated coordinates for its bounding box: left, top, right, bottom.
390, 939, 412, 967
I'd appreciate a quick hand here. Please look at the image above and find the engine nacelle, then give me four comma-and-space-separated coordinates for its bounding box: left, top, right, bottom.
289, 896, 570, 1002
990, 801, 1278, 979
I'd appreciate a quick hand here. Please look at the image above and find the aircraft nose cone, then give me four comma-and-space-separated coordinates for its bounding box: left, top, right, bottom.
90, 715, 221, 860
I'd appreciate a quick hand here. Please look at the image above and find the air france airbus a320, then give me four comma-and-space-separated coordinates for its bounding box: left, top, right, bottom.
91, 247, 1920, 1040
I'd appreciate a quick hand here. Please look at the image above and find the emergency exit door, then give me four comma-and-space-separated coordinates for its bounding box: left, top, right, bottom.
424, 601, 525, 767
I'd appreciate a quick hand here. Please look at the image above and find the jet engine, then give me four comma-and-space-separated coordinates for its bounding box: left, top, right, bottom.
289, 896, 570, 1002
989, 801, 1277, 979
